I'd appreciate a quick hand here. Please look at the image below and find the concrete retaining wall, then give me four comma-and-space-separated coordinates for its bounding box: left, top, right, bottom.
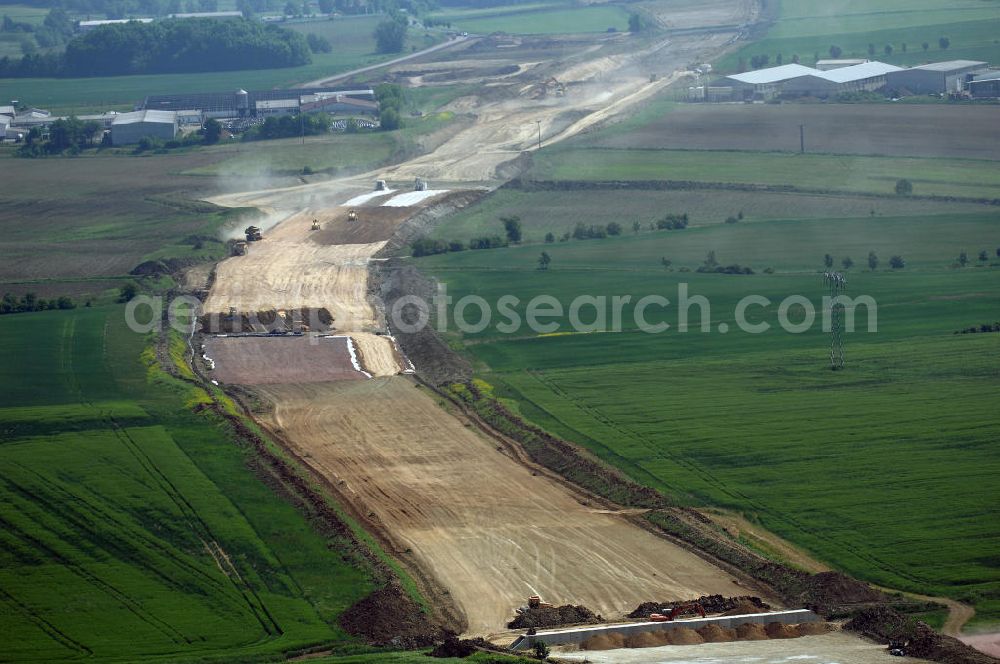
510, 609, 820, 650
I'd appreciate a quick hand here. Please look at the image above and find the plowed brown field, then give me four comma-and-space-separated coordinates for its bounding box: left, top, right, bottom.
257, 377, 748, 636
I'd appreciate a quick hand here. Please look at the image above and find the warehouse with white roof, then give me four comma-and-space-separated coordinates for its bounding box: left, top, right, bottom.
780, 61, 902, 97
110, 110, 177, 145
885, 60, 990, 94
711, 59, 987, 100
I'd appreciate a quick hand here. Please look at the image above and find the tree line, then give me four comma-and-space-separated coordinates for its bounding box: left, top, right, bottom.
739, 35, 954, 72
1, 292, 78, 315
0, 17, 310, 77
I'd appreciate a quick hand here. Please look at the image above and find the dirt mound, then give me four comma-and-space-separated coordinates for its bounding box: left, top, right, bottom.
627, 595, 770, 619
846, 608, 998, 664
736, 623, 769, 640
722, 598, 767, 616
698, 624, 737, 642
797, 621, 832, 635
907, 623, 1000, 664
581, 632, 625, 650
428, 634, 493, 658
765, 622, 800, 639
198, 307, 333, 334
669, 627, 705, 645
507, 604, 601, 630
796, 571, 882, 612
624, 631, 669, 648
339, 583, 444, 649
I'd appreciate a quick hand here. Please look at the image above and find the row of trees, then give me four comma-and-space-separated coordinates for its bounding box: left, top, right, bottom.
16, 116, 104, 157
823, 252, 904, 270
242, 112, 330, 141
410, 235, 507, 256
0, 17, 310, 77
0, 292, 77, 315
741, 36, 953, 72
957, 249, 999, 266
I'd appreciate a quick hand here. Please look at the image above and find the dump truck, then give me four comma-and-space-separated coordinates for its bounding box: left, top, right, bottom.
311, 219, 320, 231
375, 179, 388, 191
414, 177, 427, 191
245, 225, 262, 242
347, 209, 358, 223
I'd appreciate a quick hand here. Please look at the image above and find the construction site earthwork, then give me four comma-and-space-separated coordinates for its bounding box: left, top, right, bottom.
165, 2, 1000, 663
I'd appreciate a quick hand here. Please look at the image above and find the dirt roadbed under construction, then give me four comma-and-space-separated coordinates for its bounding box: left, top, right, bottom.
257, 377, 748, 635
198, 0, 772, 638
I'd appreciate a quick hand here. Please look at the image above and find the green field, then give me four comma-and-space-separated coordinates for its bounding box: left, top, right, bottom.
429, 2, 629, 34
721, 0, 1000, 70
417, 210, 1000, 624
416, 85, 1000, 624
187, 111, 458, 178
430, 188, 993, 245
527, 148, 1000, 199
0, 16, 437, 114
0, 305, 382, 660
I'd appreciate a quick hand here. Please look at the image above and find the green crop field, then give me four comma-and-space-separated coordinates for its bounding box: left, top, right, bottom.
527, 148, 1000, 199
416, 86, 1000, 623
721, 0, 1000, 70
187, 111, 457, 178
0, 305, 381, 660
0, 16, 437, 115
430, 3, 629, 35
416, 211, 1000, 624
428, 188, 990, 245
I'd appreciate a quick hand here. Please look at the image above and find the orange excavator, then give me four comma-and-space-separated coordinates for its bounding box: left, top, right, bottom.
649, 603, 706, 622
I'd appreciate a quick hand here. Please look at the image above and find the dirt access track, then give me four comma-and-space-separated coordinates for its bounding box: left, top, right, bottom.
258, 377, 748, 636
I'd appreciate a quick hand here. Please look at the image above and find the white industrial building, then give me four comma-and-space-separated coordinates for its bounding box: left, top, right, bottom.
779, 61, 902, 97
110, 110, 177, 145
714, 62, 901, 100
719, 63, 820, 100
710, 59, 991, 100
885, 60, 990, 94
815, 59, 869, 71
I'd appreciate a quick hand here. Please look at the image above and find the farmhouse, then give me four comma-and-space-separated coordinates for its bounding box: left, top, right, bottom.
885, 60, 989, 94
110, 110, 178, 145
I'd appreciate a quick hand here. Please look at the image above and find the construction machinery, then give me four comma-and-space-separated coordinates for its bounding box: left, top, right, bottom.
375, 179, 388, 191
414, 177, 428, 191
516, 595, 554, 614
347, 209, 358, 223
649, 603, 706, 622
244, 225, 262, 242
311, 218, 320, 231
